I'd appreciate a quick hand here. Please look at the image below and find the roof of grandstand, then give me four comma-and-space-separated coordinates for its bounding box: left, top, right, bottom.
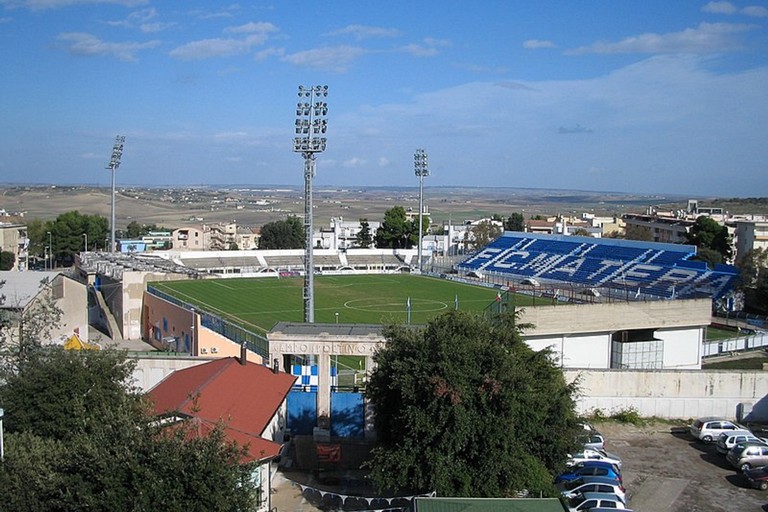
457, 232, 738, 300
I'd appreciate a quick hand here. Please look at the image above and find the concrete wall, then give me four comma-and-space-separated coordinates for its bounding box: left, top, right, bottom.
519, 298, 712, 336
55, 274, 89, 342
565, 368, 768, 420
142, 292, 265, 363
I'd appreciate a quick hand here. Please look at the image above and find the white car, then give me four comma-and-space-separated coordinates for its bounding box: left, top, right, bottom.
689, 417, 747, 443
567, 448, 622, 469
562, 481, 627, 503
564, 492, 626, 511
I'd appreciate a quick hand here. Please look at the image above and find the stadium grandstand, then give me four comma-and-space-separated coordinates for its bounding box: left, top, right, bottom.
456, 232, 739, 302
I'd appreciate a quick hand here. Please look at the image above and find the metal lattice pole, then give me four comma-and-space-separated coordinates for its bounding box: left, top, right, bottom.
293, 86, 328, 323
414, 149, 429, 272
106, 135, 125, 253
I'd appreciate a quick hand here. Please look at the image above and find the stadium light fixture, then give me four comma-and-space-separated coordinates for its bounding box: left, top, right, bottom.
106, 135, 126, 253
293, 85, 329, 323
414, 148, 429, 272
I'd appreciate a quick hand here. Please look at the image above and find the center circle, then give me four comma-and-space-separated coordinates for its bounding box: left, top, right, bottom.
344, 297, 449, 313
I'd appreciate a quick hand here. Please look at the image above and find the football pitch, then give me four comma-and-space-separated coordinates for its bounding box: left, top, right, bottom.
151, 274, 528, 334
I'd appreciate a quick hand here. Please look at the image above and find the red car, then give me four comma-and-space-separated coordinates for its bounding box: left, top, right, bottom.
744, 466, 768, 490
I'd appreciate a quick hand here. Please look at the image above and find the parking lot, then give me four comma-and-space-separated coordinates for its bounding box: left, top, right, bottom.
598, 421, 768, 511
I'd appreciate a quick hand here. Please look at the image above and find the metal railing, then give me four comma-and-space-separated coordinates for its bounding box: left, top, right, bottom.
147, 286, 269, 358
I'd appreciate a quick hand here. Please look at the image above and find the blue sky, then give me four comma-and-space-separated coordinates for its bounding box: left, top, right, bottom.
1, 1, 766, 197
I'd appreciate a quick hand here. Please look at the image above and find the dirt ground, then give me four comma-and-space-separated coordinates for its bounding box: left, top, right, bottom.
596, 420, 767, 512
270, 421, 768, 512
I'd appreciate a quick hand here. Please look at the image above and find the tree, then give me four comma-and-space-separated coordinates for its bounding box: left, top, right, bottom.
365, 310, 580, 498
571, 228, 592, 237
355, 218, 373, 248
258, 216, 304, 249
505, 213, 525, 232
464, 220, 502, 251
737, 248, 768, 313
50, 211, 109, 265
685, 216, 733, 264
625, 224, 653, 242
375, 206, 416, 249
0, 250, 15, 270
0, 347, 259, 512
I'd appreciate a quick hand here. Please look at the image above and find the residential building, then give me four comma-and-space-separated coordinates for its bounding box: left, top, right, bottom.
0, 222, 29, 271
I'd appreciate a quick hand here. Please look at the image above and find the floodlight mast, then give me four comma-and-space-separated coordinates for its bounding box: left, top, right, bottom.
106, 135, 125, 253
414, 148, 429, 272
293, 85, 328, 323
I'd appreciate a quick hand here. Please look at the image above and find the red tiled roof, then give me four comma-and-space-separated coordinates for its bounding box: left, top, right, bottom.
148, 357, 296, 461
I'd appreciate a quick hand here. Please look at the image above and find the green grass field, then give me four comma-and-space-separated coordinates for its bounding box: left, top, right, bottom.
151, 274, 532, 334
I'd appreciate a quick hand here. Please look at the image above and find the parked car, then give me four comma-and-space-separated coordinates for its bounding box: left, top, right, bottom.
716, 431, 767, 455
555, 463, 623, 485
567, 448, 622, 468
689, 417, 747, 443
563, 492, 626, 511
557, 475, 624, 493
727, 442, 768, 472
579, 432, 606, 451
744, 466, 768, 490
562, 481, 627, 503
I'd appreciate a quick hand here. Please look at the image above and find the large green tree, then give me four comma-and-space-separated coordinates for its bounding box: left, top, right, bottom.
685, 216, 733, 265
355, 218, 373, 248
505, 213, 525, 232
464, 220, 502, 251
375, 206, 416, 249
0, 347, 259, 512
365, 310, 580, 497
258, 216, 304, 249
50, 211, 109, 264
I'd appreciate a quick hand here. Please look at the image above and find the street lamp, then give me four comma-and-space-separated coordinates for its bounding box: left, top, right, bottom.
46, 231, 52, 270
106, 135, 126, 253
414, 148, 429, 272
293, 85, 329, 323
83, 233, 88, 253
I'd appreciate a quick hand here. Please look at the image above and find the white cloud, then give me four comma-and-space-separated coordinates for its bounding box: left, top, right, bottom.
224, 21, 278, 35
702, 1, 738, 14
254, 47, 284, 61
378, 157, 390, 167
742, 5, 768, 17
140, 22, 175, 33
1, 0, 146, 9
342, 157, 367, 168
282, 45, 366, 73
399, 43, 438, 57
170, 22, 277, 60
523, 39, 557, 49
567, 22, 755, 54
325, 24, 400, 40
170, 33, 273, 60
56, 32, 160, 61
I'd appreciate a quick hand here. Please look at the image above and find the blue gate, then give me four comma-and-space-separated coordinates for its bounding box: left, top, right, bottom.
286, 390, 317, 436
330, 392, 365, 438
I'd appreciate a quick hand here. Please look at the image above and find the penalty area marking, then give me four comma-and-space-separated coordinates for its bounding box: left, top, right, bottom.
344, 298, 449, 313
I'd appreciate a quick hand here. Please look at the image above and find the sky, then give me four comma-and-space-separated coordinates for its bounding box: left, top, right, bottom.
0, 1, 767, 197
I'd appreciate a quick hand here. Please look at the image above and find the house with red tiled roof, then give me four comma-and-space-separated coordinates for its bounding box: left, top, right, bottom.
148, 353, 296, 511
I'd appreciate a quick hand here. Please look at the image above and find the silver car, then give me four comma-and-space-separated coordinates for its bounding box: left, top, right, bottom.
716, 431, 766, 455
727, 442, 768, 472
690, 417, 747, 443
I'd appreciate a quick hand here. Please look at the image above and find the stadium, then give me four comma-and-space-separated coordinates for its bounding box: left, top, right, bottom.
107, 231, 755, 444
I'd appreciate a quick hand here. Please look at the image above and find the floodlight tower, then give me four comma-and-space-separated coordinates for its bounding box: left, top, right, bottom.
106, 135, 125, 253
414, 148, 429, 272
293, 85, 328, 323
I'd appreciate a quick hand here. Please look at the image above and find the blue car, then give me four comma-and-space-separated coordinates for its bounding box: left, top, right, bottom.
555, 462, 622, 485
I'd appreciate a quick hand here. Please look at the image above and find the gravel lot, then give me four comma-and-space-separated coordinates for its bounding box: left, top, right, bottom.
597, 421, 768, 511
271, 420, 768, 512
